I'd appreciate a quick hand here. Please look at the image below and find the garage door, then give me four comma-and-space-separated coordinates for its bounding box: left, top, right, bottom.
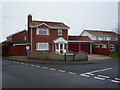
81, 44, 90, 54
68, 44, 79, 52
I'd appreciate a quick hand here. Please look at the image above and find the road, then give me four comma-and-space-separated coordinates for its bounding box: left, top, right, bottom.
2, 58, 120, 88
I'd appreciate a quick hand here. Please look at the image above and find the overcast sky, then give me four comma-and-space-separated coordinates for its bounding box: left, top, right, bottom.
1, 2, 118, 42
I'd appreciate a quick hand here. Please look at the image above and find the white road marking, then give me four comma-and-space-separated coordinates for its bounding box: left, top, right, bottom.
87, 68, 112, 73
97, 75, 109, 79
85, 73, 94, 76
80, 74, 90, 77
31, 64, 35, 66
68, 72, 76, 75
13, 61, 16, 63
111, 80, 120, 83
42, 67, 48, 69
115, 78, 120, 81
49, 68, 56, 71
94, 76, 105, 80
58, 70, 66, 73
16, 62, 20, 63
36, 65, 40, 67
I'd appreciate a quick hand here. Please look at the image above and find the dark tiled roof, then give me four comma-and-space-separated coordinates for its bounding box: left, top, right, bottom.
68, 36, 92, 41
29, 20, 70, 28
7, 30, 27, 38
84, 30, 118, 36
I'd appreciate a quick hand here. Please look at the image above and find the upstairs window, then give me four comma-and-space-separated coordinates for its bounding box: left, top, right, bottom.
36, 28, 49, 35
24, 36, 27, 41
102, 36, 107, 40
58, 29, 62, 36
96, 36, 99, 40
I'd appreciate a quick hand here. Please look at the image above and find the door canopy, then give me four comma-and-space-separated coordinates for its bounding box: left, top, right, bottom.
54, 37, 68, 44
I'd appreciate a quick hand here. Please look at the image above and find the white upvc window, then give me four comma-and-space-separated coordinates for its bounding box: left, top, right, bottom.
102, 36, 107, 40
95, 44, 107, 48
36, 43, 49, 51
58, 29, 62, 36
96, 36, 99, 40
24, 36, 27, 41
110, 44, 115, 51
36, 28, 49, 35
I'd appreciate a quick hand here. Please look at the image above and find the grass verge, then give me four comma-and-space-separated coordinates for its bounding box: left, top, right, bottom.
109, 52, 120, 58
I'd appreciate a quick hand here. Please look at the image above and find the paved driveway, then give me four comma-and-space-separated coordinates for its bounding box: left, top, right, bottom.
88, 54, 113, 60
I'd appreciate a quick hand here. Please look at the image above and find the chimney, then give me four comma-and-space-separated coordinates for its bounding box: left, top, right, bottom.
28, 14, 32, 22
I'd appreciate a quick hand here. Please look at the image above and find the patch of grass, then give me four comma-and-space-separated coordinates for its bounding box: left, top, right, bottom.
109, 52, 120, 58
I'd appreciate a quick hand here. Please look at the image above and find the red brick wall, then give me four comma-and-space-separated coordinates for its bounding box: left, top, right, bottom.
28, 24, 68, 52
8, 31, 27, 42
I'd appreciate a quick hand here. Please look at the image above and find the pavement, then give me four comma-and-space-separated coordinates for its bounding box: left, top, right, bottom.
2, 54, 114, 65
88, 54, 113, 60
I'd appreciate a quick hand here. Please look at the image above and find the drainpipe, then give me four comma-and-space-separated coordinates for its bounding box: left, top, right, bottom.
30, 27, 33, 52
90, 42, 92, 54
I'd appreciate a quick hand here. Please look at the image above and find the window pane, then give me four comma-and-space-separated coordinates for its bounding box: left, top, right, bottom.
110, 44, 115, 51
58, 29, 62, 36
36, 43, 49, 50
36, 28, 49, 35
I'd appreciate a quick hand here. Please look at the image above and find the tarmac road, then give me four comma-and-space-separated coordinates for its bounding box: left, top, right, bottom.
2, 58, 120, 88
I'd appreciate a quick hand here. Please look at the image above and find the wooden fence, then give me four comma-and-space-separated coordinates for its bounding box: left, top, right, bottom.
2, 46, 27, 56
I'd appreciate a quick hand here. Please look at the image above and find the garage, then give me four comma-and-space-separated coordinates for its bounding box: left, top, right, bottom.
68, 36, 92, 54
68, 44, 79, 52
80, 43, 90, 54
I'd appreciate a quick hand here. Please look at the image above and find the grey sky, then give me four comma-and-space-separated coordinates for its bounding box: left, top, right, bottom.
1, 2, 118, 42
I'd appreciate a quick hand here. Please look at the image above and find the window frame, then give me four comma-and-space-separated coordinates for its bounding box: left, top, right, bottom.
36, 28, 49, 36
36, 42, 49, 51
109, 44, 115, 51
58, 29, 62, 36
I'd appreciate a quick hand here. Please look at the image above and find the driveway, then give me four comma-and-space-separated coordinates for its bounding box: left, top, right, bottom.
88, 54, 113, 60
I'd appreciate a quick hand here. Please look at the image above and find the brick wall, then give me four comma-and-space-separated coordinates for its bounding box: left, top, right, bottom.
27, 51, 88, 61
7, 30, 27, 42
28, 24, 68, 52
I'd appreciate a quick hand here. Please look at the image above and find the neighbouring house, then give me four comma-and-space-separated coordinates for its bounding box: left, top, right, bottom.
7, 30, 28, 43
27, 14, 70, 54
68, 36, 92, 54
2, 30, 29, 56
80, 30, 119, 55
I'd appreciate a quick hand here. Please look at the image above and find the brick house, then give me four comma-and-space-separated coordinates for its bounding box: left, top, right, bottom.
27, 14, 70, 54
7, 30, 27, 43
80, 30, 119, 55
68, 36, 92, 54
5, 14, 119, 56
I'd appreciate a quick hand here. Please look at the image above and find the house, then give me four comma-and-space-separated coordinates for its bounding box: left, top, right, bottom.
5, 14, 119, 56
27, 14, 70, 54
7, 30, 28, 43
68, 36, 92, 54
80, 30, 118, 54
